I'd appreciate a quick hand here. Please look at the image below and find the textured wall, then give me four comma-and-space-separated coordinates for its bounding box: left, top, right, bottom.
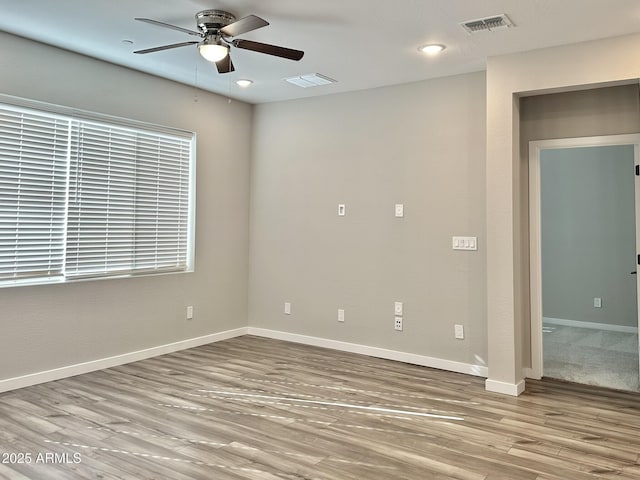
0, 32, 252, 381
249, 72, 488, 368
540, 145, 637, 327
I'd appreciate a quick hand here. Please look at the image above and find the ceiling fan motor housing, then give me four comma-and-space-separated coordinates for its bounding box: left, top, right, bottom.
195, 10, 236, 35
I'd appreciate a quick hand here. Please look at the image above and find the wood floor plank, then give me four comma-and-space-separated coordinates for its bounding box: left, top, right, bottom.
1, 335, 640, 479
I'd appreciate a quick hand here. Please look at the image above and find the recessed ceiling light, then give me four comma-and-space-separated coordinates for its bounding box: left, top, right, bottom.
236, 79, 253, 88
419, 44, 446, 55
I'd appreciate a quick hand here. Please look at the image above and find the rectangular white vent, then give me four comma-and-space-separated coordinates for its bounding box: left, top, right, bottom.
285, 73, 337, 88
460, 14, 513, 34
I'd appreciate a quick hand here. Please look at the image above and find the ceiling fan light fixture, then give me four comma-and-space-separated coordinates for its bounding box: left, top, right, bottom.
199, 38, 229, 62
419, 44, 446, 55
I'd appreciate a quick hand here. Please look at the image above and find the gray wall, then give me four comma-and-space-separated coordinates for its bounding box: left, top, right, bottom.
249, 72, 487, 367
0, 32, 252, 380
540, 145, 637, 327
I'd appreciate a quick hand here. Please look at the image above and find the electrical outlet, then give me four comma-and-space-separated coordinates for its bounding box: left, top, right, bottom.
394, 316, 403, 331
454, 324, 464, 339
186, 305, 193, 320
284, 302, 291, 315
338, 309, 345, 322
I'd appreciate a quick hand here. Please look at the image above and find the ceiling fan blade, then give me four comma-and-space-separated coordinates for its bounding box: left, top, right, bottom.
134, 41, 199, 55
231, 39, 304, 61
220, 15, 269, 37
215, 55, 235, 74
134, 18, 202, 37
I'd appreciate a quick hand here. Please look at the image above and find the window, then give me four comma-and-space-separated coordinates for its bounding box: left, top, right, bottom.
0, 98, 195, 286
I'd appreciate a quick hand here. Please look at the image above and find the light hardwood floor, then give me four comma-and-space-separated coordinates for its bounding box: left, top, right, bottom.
0, 335, 639, 479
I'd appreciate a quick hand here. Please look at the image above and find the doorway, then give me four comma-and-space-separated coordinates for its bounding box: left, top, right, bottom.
529, 134, 640, 391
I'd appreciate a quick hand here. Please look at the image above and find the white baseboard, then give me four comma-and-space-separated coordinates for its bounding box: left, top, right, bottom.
544, 317, 638, 334
485, 378, 526, 396
0, 327, 249, 394
2, 326, 489, 395
247, 327, 488, 378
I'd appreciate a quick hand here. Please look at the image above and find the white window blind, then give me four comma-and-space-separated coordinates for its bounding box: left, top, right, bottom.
0, 108, 69, 282
0, 100, 194, 286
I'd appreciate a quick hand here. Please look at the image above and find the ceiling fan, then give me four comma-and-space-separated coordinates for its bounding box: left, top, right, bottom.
133, 9, 304, 74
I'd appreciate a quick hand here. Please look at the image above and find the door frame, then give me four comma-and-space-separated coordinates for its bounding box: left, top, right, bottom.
528, 133, 640, 380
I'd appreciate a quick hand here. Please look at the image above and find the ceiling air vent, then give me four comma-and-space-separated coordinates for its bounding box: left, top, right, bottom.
460, 14, 514, 34
285, 73, 337, 88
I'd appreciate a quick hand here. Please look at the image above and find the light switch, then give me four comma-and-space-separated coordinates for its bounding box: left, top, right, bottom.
452, 236, 478, 251
338, 309, 345, 322
338, 204, 346, 216
395, 204, 404, 217
394, 301, 403, 316
284, 302, 291, 315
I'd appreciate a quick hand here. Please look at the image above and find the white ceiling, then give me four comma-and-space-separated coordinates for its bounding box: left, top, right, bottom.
1, 0, 640, 104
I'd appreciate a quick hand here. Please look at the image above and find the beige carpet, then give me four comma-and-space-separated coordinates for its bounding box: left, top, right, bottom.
543, 323, 639, 392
